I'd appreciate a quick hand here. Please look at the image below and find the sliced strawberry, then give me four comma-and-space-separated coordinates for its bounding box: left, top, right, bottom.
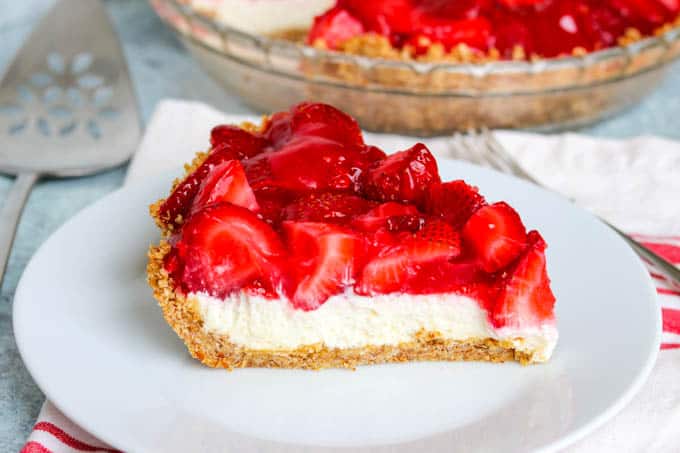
363, 143, 440, 206
307, 6, 365, 49
416, 218, 463, 254
407, 259, 486, 294
159, 131, 266, 227
259, 137, 372, 192
173, 203, 289, 298
242, 152, 276, 191
582, 5, 626, 48
352, 202, 424, 232
657, 0, 680, 14
282, 191, 375, 223
341, 0, 416, 34
356, 219, 461, 295
491, 16, 534, 57
191, 160, 259, 214
491, 231, 556, 329
417, 0, 487, 20
210, 124, 267, 152
248, 103, 375, 194
462, 202, 528, 273
425, 180, 486, 230
522, 1, 592, 57
416, 17, 493, 51
289, 102, 364, 147
253, 186, 296, 226
614, 0, 671, 26
361, 145, 388, 163
263, 110, 293, 148
284, 222, 362, 310
497, 0, 550, 8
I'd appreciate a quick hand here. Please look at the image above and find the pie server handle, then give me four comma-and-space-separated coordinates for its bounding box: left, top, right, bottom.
0, 172, 40, 288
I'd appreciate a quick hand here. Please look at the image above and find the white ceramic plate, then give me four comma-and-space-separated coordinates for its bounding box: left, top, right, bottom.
14, 159, 660, 453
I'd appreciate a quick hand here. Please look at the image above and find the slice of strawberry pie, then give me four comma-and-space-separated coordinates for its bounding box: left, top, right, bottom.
147, 102, 557, 369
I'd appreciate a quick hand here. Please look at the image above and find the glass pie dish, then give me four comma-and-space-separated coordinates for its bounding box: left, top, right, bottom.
149, 0, 680, 136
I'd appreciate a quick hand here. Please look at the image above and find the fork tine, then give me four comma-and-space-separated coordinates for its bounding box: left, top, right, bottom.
461, 130, 507, 172
479, 128, 518, 169
449, 132, 477, 163
450, 129, 515, 174
448, 133, 468, 161
480, 129, 540, 185
458, 132, 487, 166
448, 132, 464, 159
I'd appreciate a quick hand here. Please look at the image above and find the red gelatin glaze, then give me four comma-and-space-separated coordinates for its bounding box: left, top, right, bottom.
159, 102, 555, 328
307, 0, 680, 59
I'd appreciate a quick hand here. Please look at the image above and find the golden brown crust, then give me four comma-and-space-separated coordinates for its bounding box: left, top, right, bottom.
320, 34, 506, 63
147, 241, 533, 370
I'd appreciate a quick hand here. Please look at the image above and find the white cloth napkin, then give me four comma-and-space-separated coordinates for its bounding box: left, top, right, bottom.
23, 99, 680, 453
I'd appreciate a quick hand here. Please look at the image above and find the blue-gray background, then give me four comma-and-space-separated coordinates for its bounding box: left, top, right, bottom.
1, 1, 679, 450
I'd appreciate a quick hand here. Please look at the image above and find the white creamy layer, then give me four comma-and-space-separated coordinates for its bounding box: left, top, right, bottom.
190, 0, 334, 33
192, 291, 558, 362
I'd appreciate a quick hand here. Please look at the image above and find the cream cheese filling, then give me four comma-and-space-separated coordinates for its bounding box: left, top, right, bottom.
189, 0, 333, 33
192, 291, 557, 362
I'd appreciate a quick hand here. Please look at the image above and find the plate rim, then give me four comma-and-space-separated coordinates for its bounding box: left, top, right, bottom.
13, 159, 662, 452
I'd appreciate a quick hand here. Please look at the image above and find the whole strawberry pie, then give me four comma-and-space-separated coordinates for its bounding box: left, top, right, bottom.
147, 102, 557, 369
307, 0, 680, 60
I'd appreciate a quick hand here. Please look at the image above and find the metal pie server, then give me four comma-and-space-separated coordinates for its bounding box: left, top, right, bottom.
0, 0, 141, 286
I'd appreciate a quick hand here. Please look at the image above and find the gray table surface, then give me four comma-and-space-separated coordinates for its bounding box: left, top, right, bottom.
1, 1, 679, 451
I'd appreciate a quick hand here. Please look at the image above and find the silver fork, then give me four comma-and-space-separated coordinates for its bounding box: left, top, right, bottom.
0, 0, 141, 287
450, 129, 680, 290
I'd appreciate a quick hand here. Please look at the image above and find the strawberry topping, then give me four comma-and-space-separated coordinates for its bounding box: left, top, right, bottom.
425, 180, 486, 229
170, 203, 289, 298
192, 160, 259, 214
363, 143, 440, 206
308, 0, 680, 59
284, 222, 363, 310
353, 202, 424, 232
307, 6, 365, 49
491, 231, 556, 329
161, 102, 555, 328
462, 202, 528, 272
341, 0, 416, 35
159, 128, 266, 227
263, 137, 371, 192
238, 103, 376, 195
290, 102, 365, 147
356, 219, 461, 295
282, 192, 376, 224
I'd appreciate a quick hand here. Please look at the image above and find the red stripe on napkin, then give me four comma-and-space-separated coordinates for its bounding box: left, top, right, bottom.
662, 308, 680, 335
635, 240, 680, 264
636, 235, 680, 351
30, 421, 122, 453
21, 441, 52, 453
